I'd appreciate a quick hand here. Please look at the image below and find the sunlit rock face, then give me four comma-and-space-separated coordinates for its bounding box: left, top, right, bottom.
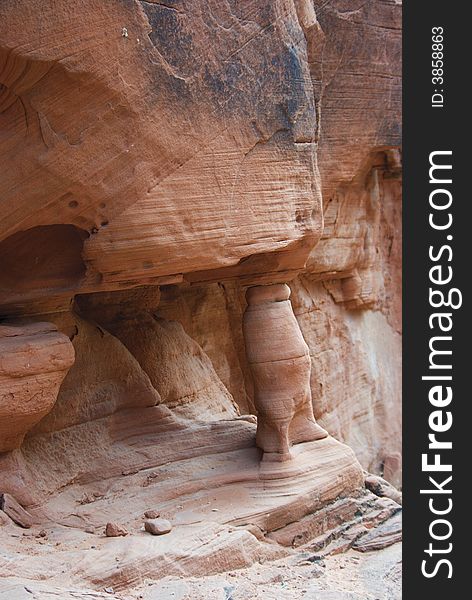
0, 0, 401, 594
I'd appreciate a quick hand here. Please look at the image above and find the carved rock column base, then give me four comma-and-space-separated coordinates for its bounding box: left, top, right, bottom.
243, 283, 327, 461
0, 322, 75, 453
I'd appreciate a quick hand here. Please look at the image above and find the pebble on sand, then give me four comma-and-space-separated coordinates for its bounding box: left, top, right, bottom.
105, 522, 128, 537
144, 518, 172, 535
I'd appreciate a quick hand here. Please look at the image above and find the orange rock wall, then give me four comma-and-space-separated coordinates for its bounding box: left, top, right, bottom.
0, 0, 402, 488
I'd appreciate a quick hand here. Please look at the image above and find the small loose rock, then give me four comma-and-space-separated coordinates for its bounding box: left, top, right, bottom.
144, 509, 160, 519
105, 522, 128, 537
144, 518, 172, 535
311, 566, 324, 578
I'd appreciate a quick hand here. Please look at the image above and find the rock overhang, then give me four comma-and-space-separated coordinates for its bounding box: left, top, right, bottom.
0, 0, 323, 317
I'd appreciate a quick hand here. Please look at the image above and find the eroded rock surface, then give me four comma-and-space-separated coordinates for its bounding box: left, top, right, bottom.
0, 322, 74, 452
0, 0, 325, 316
0, 0, 401, 595
243, 283, 327, 460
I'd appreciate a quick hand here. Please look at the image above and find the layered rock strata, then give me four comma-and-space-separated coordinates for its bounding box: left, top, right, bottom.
243, 283, 327, 460
0, 322, 74, 453
0, 0, 401, 595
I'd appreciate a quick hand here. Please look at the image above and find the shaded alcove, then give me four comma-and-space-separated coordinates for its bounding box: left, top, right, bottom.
0, 224, 89, 295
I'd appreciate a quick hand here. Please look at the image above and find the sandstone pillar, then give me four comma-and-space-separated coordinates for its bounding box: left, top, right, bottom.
243, 283, 327, 461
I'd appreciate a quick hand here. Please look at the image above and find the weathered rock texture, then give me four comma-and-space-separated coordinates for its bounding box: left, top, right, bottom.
0, 0, 326, 316
243, 283, 327, 460
0, 0, 401, 595
295, 151, 402, 485
0, 322, 74, 453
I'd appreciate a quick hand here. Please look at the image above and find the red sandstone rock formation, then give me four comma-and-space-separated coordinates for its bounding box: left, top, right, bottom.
0, 322, 74, 453
0, 0, 401, 595
243, 284, 327, 460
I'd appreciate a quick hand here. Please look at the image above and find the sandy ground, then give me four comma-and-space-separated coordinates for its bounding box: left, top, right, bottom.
136, 543, 402, 600
0, 542, 401, 599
